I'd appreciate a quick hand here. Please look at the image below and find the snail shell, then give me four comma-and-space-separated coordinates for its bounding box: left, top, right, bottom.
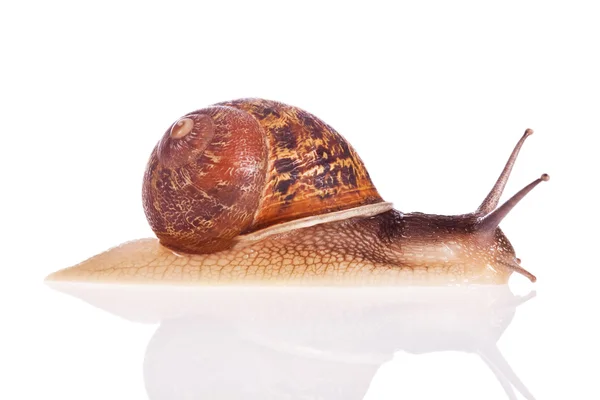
46, 99, 548, 285
143, 98, 384, 254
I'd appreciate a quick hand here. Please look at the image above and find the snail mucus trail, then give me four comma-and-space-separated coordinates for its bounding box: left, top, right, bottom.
46, 98, 548, 285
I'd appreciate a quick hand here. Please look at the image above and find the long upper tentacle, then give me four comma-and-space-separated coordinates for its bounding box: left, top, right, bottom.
477, 129, 534, 215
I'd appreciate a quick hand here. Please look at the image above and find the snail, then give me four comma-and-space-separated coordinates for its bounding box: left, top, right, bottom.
46, 98, 548, 285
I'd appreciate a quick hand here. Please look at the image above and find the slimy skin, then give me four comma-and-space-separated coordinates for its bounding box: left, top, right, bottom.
46, 210, 528, 285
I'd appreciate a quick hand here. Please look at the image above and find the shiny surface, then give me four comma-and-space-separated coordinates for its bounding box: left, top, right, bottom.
3, 0, 599, 399
47, 284, 536, 399
10, 281, 598, 399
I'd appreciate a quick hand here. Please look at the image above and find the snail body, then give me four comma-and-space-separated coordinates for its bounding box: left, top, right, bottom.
47, 98, 548, 285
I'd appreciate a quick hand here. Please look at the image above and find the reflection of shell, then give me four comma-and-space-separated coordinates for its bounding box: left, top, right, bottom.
48, 283, 536, 399
144, 316, 380, 400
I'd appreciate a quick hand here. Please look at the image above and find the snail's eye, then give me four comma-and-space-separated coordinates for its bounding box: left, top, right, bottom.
170, 118, 194, 139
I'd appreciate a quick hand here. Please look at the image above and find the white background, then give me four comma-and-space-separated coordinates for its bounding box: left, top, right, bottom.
1, 1, 599, 399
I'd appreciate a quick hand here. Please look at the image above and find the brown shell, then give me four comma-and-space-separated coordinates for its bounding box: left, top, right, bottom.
219, 99, 383, 231
143, 98, 384, 254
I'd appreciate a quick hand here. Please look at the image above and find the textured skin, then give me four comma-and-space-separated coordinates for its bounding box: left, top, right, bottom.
47, 211, 518, 285
143, 98, 383, 254
50, 118, 543, 285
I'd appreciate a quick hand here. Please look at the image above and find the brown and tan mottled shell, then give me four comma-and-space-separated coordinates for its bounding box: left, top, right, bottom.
218, 99, 383, 230
143, 98, 385, 254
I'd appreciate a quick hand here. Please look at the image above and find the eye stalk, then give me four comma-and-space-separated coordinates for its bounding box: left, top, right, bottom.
473, 128, 549, 231
471, 128, 549, 283
477, 128, 534, 214
478, 173, 549, 232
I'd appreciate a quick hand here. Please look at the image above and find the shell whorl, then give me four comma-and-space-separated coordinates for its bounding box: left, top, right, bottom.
143, 98, 384, 254
143, 106, 268, 253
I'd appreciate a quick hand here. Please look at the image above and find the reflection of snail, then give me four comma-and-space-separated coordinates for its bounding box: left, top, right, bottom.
48, 99, 548, 284
144, 317, 381, 400
49, 283, 536, 399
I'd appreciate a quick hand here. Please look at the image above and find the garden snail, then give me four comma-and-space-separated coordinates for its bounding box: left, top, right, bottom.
47, 98, 548, 285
